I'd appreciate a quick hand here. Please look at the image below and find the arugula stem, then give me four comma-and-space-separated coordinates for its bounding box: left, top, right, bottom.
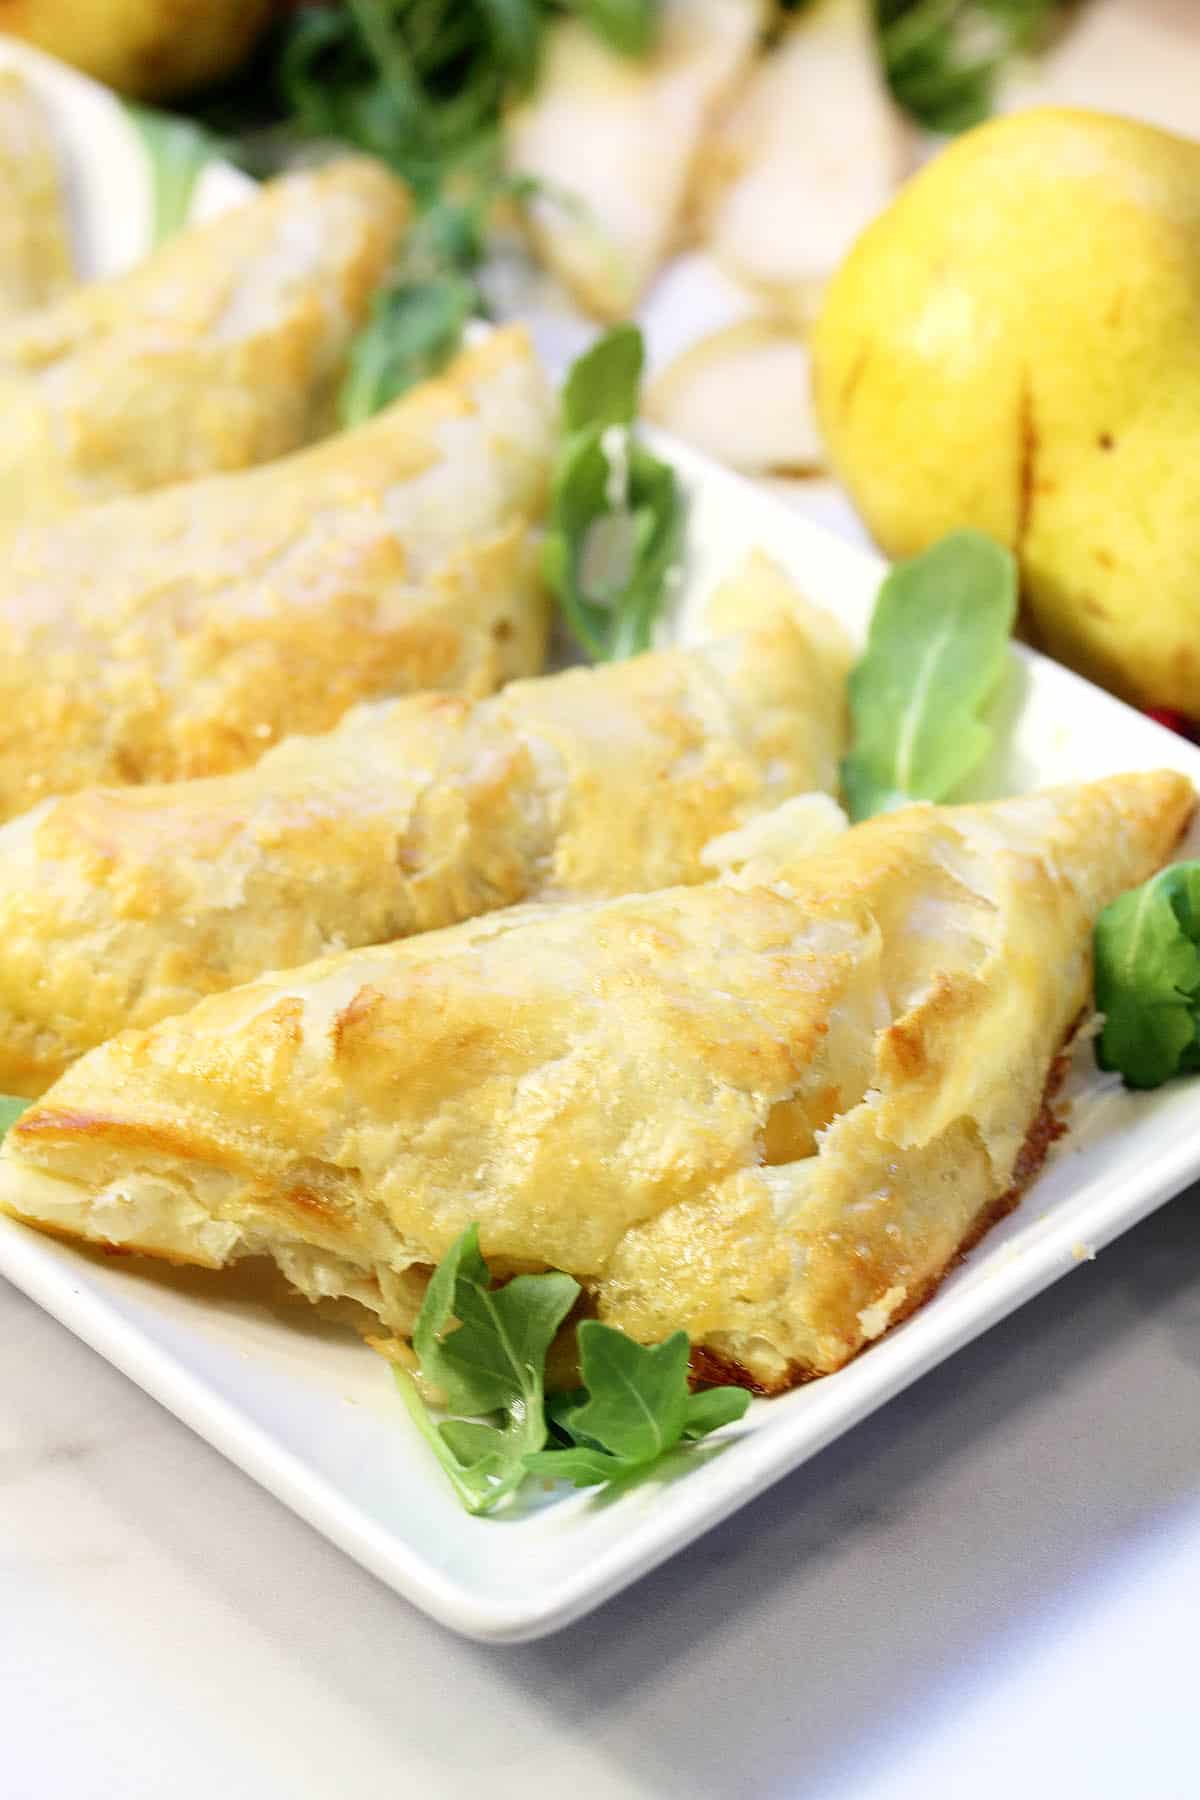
345, 0, 427, 131
393, 1365, 482, 1508
393, 1365, 527, 1514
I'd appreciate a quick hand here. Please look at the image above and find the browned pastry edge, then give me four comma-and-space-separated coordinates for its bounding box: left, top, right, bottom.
688, 1042, 1075, 1397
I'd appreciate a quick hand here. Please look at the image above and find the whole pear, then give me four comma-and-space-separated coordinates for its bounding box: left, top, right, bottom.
811, 107, 1200, 714
0, 0, 273, 99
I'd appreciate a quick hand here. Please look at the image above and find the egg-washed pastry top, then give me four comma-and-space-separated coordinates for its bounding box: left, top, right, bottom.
0, 328, 554, 823
0, 69, 74, 320
0, 156, 408, 523
0, 552, 848, 1095
1, 771, 1189, 1390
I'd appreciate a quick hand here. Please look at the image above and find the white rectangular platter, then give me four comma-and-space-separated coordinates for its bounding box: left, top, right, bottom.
4, 427, 1200, 1641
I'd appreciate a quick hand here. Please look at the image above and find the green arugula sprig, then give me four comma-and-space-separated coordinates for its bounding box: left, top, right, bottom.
1094, 865, 1200, 1090
841, 529, 1017, 822
527, 1322, 748, 1487
0, 1096, 28, 1143
339, 270, 477, 424
394, 1223, 579, 1512
543, 324, 685, 661
396, 1223, 749, 1513
876, 0, 1067, 134
129, 106, 224, 247
338, 188, 493, 424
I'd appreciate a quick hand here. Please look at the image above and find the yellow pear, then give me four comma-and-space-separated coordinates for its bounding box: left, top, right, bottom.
811, 106, 1200, 714
0, 0, 273, 99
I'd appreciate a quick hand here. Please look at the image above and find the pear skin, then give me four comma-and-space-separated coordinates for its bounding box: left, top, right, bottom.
811, 106, 1200, 714
0, 0, 273, 99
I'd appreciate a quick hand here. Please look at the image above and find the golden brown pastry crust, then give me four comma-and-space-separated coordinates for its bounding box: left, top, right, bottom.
0, 328, 553, 822
0, 70, 73, 320
1, 772, 1190, 1389
0, 553, 847, 1094
0, 157, 408, 522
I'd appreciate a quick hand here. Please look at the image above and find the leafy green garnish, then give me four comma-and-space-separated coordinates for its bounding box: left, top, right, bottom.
876, 0, 1067, 134
395, 1223, 579, 1513
0, 1096, 29, 1143
561, 321, 642, 433
397, 1224, 749, 1512
526, 1322, 748, 1487
190, 2, 660, 197
841, 529, 1017, 822
337, 186, 495, 422
564, 0, 659, 56
543, 325, 685, 661
339, 273, 476, 424
1094, 865, 1200, 1090
128, 107, 222, 247
335, 160, 614, 420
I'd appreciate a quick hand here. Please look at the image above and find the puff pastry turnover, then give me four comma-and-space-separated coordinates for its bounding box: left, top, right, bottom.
0, 328, 554, 822
0, 70, 74, 320
1, 772, 1189, 1389
0, 552, 847, 1094
0, 156, 407, 522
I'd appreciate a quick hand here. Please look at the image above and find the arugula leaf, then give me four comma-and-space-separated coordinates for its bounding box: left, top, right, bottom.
278, 2, 506, 194
877, 0, 1066, 134
558, 1321, 690, 1461
339, 273, 476, 424
1094, 864, 1200, 1090
129, 107, 221, 246
414, 1223, 579, 1415
0, 1096, 29, 1143
544, 326, 685, 662
400, 1223, 578, 1512
393, 1367, 503, 1512
681, 1385, 750, 1439
841, 529, 1017, 822
561, 0, 660, 58
437, 1418, 509, 1463
561, 322, 642, 435
399, 1225, 749, 1510
524, 1321, 749, 1488
525, 1444, 631, 1487
477, 0, 545, 81
337, 183, 497, 421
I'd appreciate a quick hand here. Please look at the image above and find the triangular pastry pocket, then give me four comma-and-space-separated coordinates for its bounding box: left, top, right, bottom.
1, 773, 1189, 1389
0, 328, 554, 823
0, 158, 408, 523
